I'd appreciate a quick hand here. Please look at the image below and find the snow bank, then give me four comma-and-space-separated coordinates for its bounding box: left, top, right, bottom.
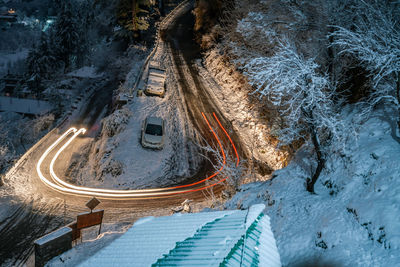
102, 107, 132, 137
45, 223, 131, 267
226, 112, 400, 266
199, 50, 287, 176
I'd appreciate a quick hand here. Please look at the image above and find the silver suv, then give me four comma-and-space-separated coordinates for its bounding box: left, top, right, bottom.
141, 116, 165, 149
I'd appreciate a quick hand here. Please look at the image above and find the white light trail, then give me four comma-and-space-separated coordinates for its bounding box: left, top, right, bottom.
37, 113, 237, 199
49, 128, 181, 194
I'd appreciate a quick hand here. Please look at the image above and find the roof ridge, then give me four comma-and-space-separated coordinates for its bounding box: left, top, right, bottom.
221, 213, 264, 267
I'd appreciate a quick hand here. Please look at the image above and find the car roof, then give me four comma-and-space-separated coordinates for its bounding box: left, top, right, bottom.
146, 116, 163, 125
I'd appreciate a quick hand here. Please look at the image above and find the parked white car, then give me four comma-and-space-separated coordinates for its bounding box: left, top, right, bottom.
144, 65, 166, 98
141, 116, 165, 149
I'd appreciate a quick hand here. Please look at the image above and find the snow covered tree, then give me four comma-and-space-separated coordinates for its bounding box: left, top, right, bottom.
26, 33, 56, 94
72, 0, 94, 68
52, 2, 80, 71
240, 41, 340, 193
329, 1, 400, 127
116, 0, 154, 41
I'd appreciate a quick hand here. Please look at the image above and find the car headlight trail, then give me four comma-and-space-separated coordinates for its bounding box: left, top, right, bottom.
37, 113, 239, 199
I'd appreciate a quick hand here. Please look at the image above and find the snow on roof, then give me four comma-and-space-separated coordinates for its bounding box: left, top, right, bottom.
67, 66, 103, 79
0, 96, 52, 115
35, 227, 72, 246
0, 15, 14, 19
221, 212, 280, 267
78, 204, 280, 267
146, 116, 163, 125
146, 68, 166, 93
154, 210, 248, 266
246, 203, 265, 228
148, 67, 166, 78
258, 215, 281, 266
79, 210, 236, 267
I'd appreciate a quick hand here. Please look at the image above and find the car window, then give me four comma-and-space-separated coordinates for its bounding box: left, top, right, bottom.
145, 123, 163, 136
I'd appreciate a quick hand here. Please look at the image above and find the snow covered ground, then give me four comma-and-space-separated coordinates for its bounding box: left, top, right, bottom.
0, 49, 28, 75
69, 56, 198, 190
72, 93, 195, 189
44, 223, 132, 267
226, 110, 400, 266
100, 96, 191, 189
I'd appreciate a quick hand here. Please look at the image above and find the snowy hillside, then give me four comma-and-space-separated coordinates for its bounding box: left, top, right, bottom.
226, 110, 400, 266
195, 0, 400, 266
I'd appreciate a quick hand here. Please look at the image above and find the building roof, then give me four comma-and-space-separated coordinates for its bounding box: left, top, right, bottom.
0, 96, 52, 115
78, 204, 280, 267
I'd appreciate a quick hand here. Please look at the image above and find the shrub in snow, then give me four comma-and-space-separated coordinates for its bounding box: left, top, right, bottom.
102, 160, 124, 177
33, 114, 55, 136
200, 140, 248, 197
102, 107, 132, 137
0, 146, 13, 173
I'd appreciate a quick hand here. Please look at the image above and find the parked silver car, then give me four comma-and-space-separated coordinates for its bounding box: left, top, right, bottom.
141, 116, 165, 149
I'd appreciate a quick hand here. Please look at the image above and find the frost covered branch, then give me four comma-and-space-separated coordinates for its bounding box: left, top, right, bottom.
198, 137, 248, 197
239, 40, 342, 192
329, 1, 400, 124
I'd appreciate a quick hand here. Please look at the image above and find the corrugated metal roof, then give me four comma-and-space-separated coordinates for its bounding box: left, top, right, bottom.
153, 210, 247, 266
78, 210, 237, 267
222, 214, 281, 267
78, 204, 281, 267
258, 215, 281, 266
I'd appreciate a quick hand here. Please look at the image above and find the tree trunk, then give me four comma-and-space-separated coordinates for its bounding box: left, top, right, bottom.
159, 0, 165, 16
132, 0, 137, 32
306, 124, 326, 193
396, 71, 400, 131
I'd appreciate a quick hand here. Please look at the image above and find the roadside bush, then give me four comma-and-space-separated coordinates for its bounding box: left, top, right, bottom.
103, 159, 124, 177
102, 107, 132, 137
33, 113, 55, 136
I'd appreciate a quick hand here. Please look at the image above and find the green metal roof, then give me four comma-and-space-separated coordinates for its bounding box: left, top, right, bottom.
152, 205, 281, 267
153, 211, 247, 266
79, 204, 280, 267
